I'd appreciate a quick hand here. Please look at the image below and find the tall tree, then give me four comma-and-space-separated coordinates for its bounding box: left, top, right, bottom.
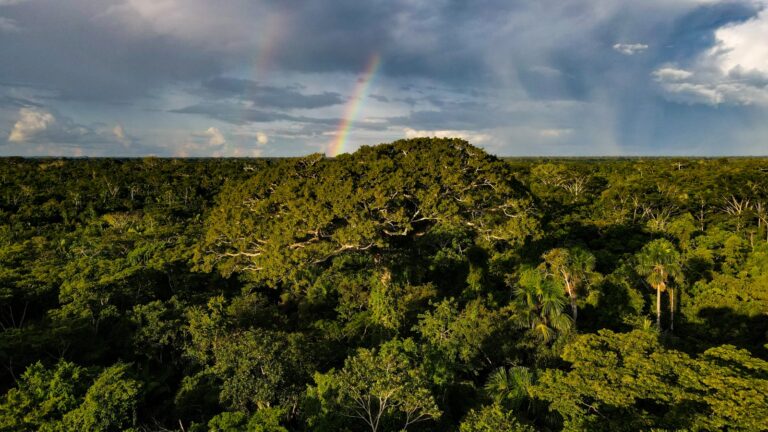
634, 239, 683, 331
541, 247, 597, 323
198, 139, 537, 288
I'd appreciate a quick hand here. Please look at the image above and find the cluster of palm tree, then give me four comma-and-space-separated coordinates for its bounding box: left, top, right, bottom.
513, 241, 683, 338
512, 267, 574, 342
511, 247, 598, 342
541, 247, 597, 323
634, 239, 683, 331
483, 366, 559, 428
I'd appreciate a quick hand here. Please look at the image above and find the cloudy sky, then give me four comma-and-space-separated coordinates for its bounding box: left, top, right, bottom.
1, 0, 767, 157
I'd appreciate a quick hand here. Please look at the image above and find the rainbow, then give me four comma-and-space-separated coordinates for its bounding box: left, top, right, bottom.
327, 53, 381, 156
238, 14, 283, 130
252, 14, 283, 81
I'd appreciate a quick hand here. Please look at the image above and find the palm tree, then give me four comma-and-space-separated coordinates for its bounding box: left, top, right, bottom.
513, 267, 573, 342
541, 247, 597, 323
484, 366, 560, 428
634, 239, 683, 331
485, 366, 534, 410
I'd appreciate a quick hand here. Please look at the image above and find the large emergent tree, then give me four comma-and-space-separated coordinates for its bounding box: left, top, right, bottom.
198, 138, 538, 288
634, 239, 683, 331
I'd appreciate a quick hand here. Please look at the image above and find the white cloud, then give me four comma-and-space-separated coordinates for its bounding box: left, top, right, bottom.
613, 43, 648, 55
113, 124, 126, 140
653, 67, 693, 82
176, 126, 272, 157
113, 123, 134, 147
3, 108, 147, 155
539, 128, 574, 138
8, 108, 55, 142
713, 7, 768, 75
654, 80, 723, 105
205, 126, 225, 146
231, 127, 270, 146
654, 73, 768, 106
404, 127, 492, 144
654, 5, 768, 106
177, 127, 227, 156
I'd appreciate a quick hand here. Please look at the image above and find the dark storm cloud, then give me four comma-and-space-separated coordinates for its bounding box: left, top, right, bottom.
272, 1, 493, 83
201, 78, 345, 110
1, 0, 767, 155
172, 101, 391, 132
0, 0, 225, 102
661, 1, 760, 62
0, 0, 495, 103
0, 0, 758, 101
0, 94, 40, 109
170, 104, 302, 124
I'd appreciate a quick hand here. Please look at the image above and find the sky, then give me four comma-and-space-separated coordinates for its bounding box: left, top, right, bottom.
1, 0, 767, 157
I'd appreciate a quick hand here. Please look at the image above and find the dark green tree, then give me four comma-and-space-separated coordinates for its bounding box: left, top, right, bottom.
511, 267, 573, 342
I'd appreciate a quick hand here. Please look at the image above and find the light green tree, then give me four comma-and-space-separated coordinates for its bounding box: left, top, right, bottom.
308, 338, 440, 432
415, 298, 499, 377
0, 360, 88, 432
532, 330, 768, 431
207, 407, 288, 432
61, 364, 142, 432
459, 403, 535, 432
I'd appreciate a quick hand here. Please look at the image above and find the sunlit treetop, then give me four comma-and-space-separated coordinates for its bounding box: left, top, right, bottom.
198, 138, 538, 286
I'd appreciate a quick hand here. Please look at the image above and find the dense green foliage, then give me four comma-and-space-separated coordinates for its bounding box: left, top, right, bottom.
0, 139, 767, 431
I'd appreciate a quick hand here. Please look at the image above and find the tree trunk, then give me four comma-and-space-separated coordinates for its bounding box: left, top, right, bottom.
656, 285, 662, 331
565, 282, 578, 323
571, 297, 578, 323
669, 288, 675, 332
